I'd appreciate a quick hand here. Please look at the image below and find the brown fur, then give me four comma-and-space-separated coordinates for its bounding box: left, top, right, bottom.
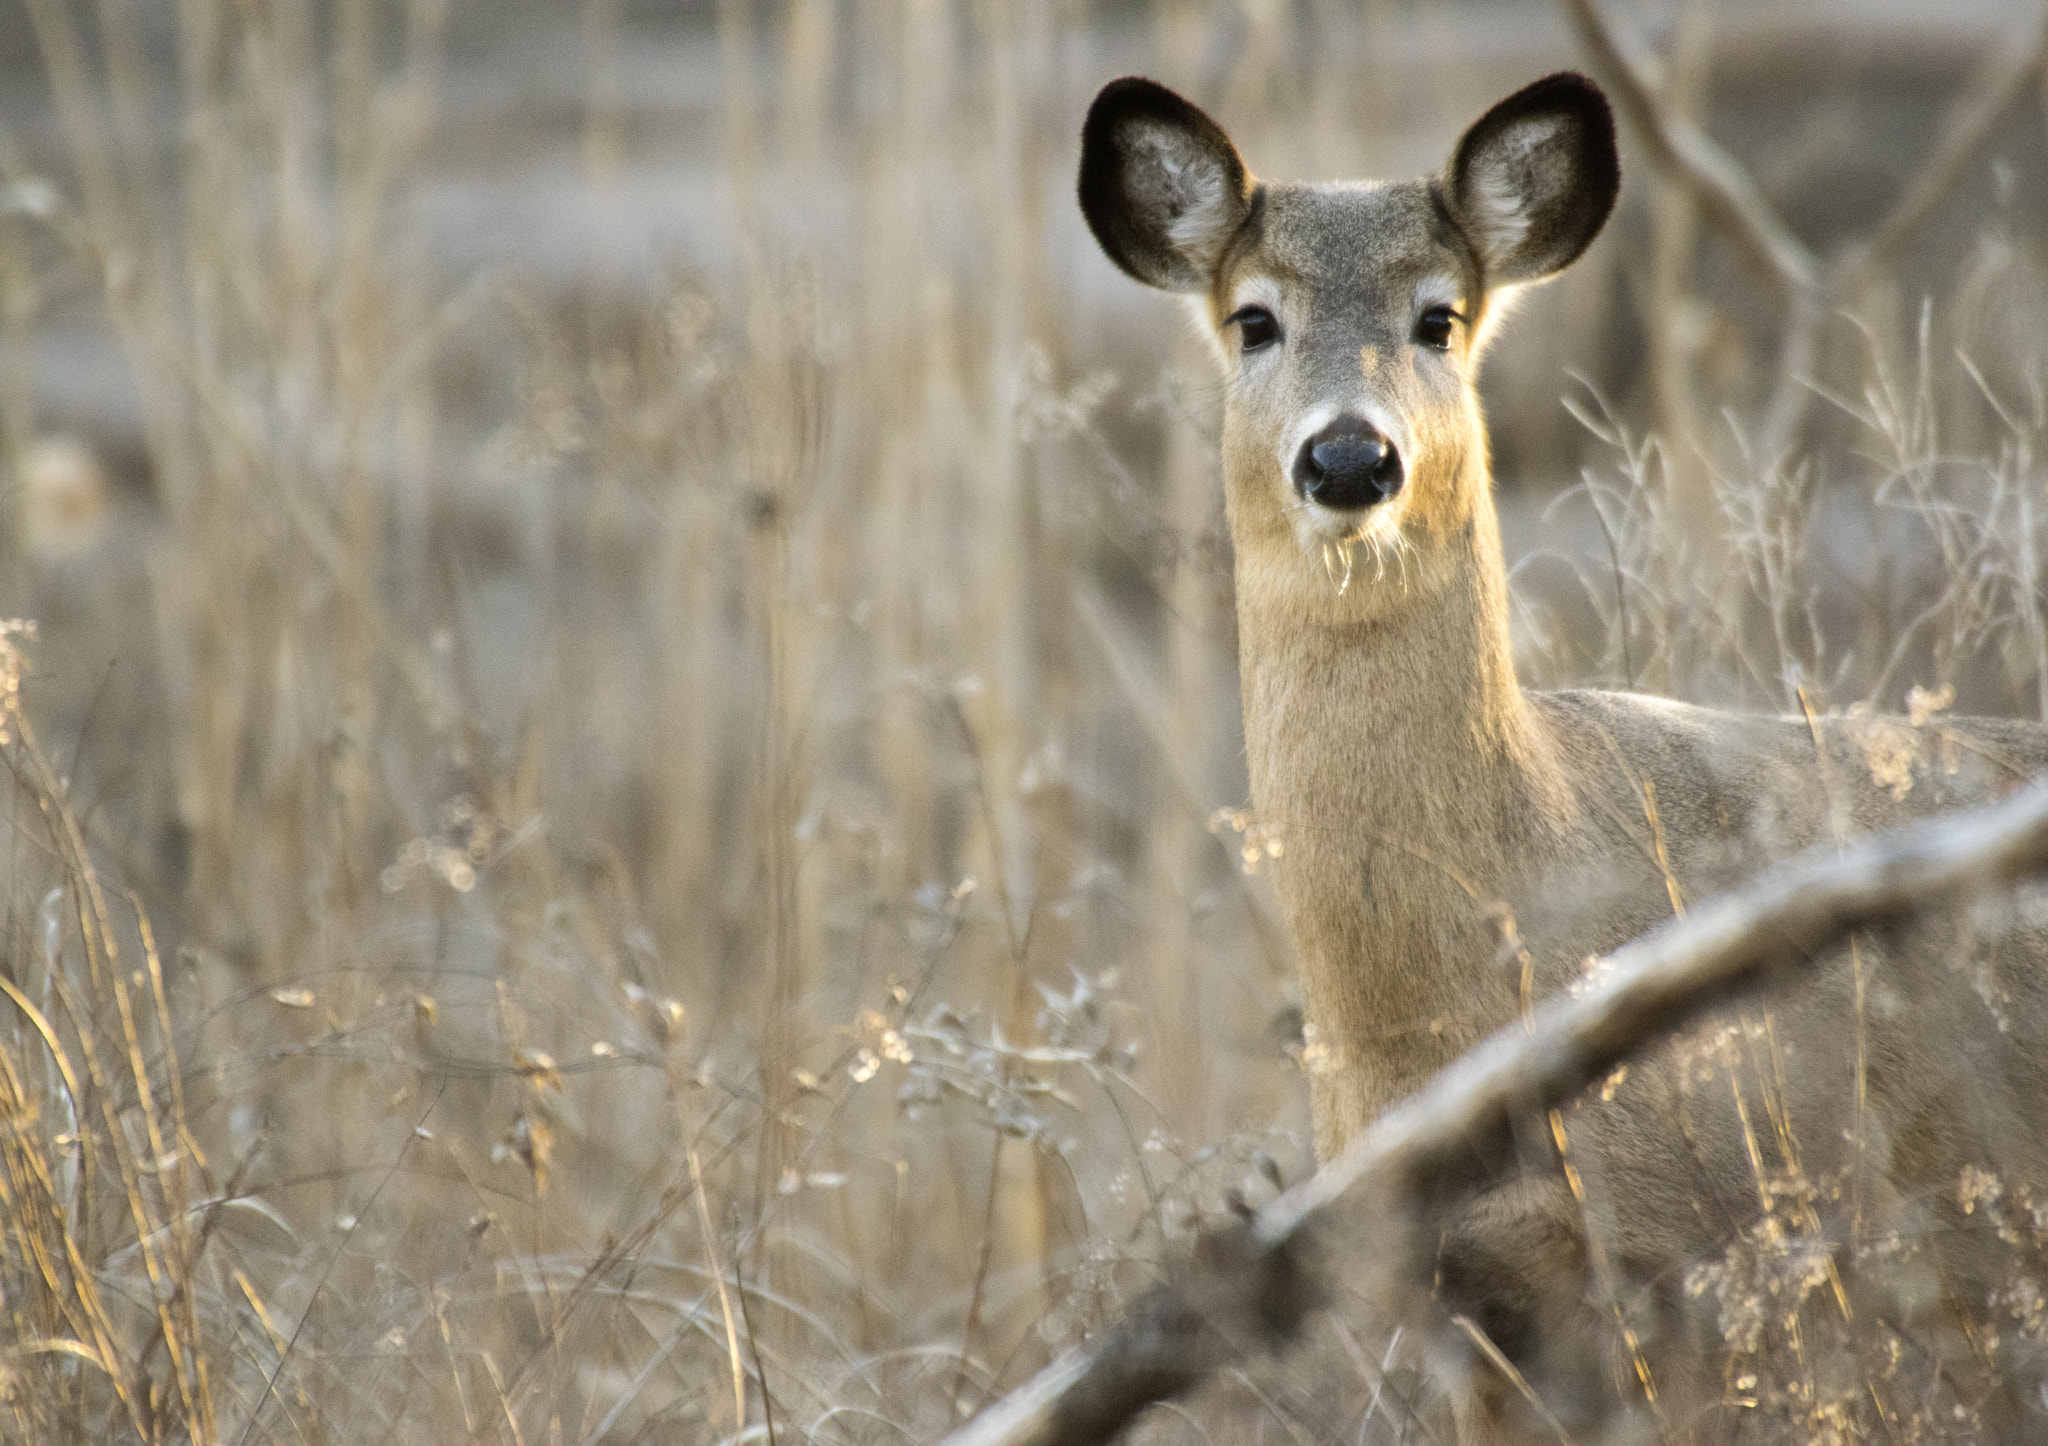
1081, 73, 2048, 1441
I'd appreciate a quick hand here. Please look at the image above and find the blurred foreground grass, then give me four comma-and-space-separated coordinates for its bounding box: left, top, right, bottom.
1, 1, 2047, 1441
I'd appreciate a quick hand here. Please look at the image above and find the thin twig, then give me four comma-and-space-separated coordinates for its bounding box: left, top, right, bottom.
232, 1085, 445, 1446
690, 1145, 750, 1436
952, 1135, 1009, 1421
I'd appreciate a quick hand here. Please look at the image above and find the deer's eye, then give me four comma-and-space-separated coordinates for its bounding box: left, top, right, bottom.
1414, 305, 1460, 350
1226, 305, 1280, 353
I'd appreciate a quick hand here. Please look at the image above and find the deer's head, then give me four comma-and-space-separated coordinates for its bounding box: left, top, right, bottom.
1079, 74, 1618, 613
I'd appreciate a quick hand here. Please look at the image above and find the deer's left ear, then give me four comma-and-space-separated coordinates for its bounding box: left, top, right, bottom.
1443, 72, 1619, 285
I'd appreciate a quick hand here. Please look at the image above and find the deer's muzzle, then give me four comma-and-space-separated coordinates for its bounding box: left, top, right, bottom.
1292, 417, 1403, 510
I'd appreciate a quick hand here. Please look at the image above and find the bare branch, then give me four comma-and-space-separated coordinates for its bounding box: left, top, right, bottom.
1564, 0, 2048, 473
941, 779, 2048, 1446
1560, 0, 1818, 297
1838, 3, 2048, 293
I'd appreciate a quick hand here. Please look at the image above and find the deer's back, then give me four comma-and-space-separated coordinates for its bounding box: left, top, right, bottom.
1536, 688, 2048, 869
1518, 688, 2048, 1299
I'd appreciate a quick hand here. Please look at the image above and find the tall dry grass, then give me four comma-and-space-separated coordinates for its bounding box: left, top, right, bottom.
0, 1, 2044, 1441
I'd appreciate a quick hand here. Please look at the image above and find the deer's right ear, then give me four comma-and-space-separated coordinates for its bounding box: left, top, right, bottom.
1078, 78, 1255, 293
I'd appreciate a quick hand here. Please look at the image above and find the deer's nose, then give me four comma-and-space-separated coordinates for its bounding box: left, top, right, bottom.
1292, 418, 1403, 510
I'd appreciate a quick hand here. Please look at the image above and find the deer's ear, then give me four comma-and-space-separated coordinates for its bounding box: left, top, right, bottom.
1079, 78, 1255, 293
1444, 72, 1619, 285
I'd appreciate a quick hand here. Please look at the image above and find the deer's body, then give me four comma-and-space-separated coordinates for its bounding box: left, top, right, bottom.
1080, 73, 2048, 1439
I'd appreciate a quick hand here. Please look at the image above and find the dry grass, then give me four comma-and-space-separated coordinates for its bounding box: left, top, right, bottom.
0, 1, 2045, 1442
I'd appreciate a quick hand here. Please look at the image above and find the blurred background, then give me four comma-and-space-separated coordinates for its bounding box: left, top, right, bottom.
0, 0, 2045, 1440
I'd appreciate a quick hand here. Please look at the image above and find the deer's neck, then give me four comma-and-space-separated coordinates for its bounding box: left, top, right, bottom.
1233, 483, 1577, 1147
1236, 491, 1563, 849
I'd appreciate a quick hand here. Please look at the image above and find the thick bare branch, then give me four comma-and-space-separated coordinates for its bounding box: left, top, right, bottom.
941, 779, 2048, 1446
1561, 0, 1818, 297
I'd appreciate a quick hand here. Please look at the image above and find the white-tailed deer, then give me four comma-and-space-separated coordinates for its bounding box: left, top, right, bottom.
1079, 73, 2048, 1441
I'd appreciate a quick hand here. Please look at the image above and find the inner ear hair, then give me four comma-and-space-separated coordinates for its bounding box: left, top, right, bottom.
1078, 77, 1255, 294
1444, 72, 1619, 287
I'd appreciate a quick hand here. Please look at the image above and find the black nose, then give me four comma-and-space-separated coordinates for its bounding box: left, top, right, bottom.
1292, 418, 1403, 510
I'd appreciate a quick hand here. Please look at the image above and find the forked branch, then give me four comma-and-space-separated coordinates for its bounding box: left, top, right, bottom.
1562, 0, 2048, 460
940, 778, 2048, 1446
1564, 0, 2048, 303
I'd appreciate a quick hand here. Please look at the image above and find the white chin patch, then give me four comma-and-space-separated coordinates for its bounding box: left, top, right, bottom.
1297, 500, 1411, 596
1292, 489, 1403, 539
1290, 483, 1406, 548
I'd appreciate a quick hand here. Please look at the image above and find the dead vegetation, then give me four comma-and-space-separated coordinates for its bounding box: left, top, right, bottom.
1, 2, 2047, 1443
